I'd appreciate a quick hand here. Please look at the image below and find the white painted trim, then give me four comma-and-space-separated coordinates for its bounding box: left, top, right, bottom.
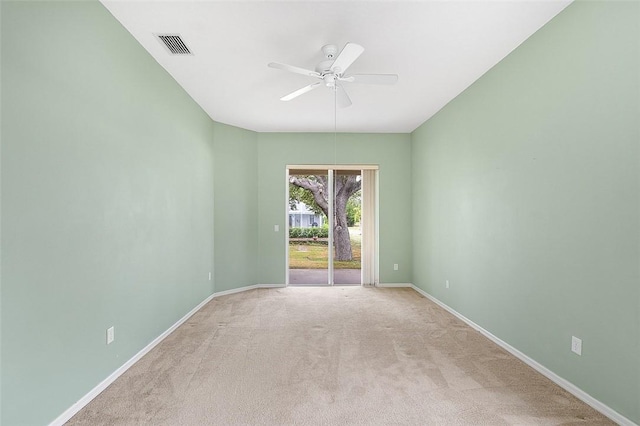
287, 164, 379, 171
374, 170, 380, 286
377, 282, 412, 288
49, 284, 286, 426
328, 170, 334, 285
409, 285, 638, 426
258, 284, 287, 288
212, 285, 258, 297
53, 283, 635, 426
49, 292, 216, 426
285, 169, 290, 287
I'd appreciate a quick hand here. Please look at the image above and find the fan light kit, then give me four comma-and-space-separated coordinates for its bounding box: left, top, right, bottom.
268, 42, 398, 108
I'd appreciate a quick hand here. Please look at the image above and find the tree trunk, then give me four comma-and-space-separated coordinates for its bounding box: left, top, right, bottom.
333, 199, 353, 261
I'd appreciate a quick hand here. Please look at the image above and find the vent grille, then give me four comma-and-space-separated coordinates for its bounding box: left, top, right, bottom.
157, 34, 192, 55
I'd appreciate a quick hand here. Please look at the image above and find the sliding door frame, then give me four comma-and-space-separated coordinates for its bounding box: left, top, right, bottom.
285, 164, 379, 286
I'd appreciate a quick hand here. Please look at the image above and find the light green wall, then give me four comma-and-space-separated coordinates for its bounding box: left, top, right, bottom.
257, 132, 412, 284
212, 129, 412, 287
1, 2, 215, 425
411, 1, 639, 423
0, 1, 3, 422
213, 122, 259, 292
0, 1, 412, 420
2, 0, 637, 424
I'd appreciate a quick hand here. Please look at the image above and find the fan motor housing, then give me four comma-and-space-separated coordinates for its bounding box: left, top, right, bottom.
315, 60, 335, 75
323, 74, 336, 87
321, 44, 338, 59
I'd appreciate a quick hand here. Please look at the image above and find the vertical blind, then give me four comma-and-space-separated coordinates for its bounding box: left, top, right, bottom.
361, 169, 377, 286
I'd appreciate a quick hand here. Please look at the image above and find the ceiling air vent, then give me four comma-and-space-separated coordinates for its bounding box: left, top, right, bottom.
156, 34, 192, 55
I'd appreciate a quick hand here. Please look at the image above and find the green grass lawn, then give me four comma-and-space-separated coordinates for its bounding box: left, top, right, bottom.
289, 228, 361, 269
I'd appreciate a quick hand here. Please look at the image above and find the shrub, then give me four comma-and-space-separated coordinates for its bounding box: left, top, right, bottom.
289, 227, 302, 238
312, 227, 328, 238
289, 227, 328, 238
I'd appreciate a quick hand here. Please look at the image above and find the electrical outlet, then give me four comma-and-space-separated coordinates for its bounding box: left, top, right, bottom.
393, 264, 399, 271
208, 272, 212, 281
274, 225, 279, 232
446, 280, 450, 289
106, 326, 115, 345
571, 336, 582, 356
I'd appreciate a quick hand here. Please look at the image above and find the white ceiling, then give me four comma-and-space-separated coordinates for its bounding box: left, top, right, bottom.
100, 0, 571, 133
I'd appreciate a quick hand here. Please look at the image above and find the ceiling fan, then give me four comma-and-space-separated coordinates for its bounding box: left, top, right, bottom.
268, 43, 398, 108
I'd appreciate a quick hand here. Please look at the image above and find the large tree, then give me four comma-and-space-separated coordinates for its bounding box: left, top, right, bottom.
289, 174, 361, 261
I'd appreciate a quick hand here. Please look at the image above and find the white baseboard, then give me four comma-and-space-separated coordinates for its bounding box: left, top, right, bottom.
409, 284, 637, 426
50, 291, 216, 426
377, 282, 413, 288
51, 283, 637, 426
212, 284, 259, 297
49, 283, 285, 426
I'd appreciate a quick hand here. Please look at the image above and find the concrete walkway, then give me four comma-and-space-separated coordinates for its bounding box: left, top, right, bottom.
289, 268, 360, 285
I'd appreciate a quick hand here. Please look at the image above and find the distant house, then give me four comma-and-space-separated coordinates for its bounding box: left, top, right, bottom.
289, 202, 324, 228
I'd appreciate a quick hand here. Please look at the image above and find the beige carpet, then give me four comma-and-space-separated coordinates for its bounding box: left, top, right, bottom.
68, 287, 613, 425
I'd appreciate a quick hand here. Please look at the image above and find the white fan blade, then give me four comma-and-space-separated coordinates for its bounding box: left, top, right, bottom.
281, 82, 322, 101
341, 74, 398, 85
268, 62, 320, 78
330, 43, 364, 75
335, 84, 352, 108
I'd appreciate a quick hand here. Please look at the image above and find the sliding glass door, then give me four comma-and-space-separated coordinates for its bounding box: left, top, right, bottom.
287, 166, 377, 286
287, 171, 329, 285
